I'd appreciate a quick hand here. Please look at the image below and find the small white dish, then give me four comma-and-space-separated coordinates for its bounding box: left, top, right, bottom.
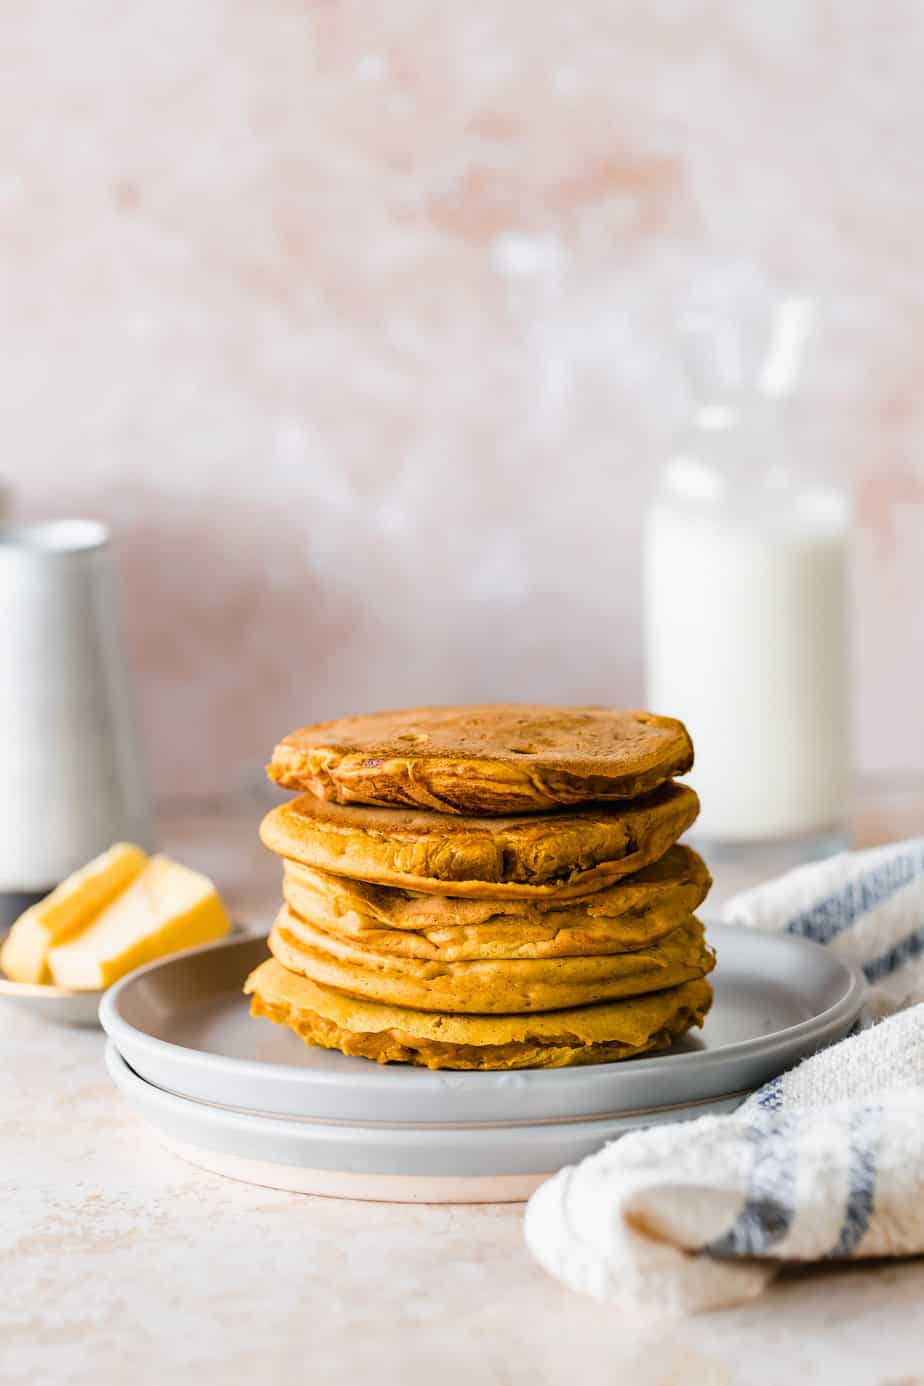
0, 923, 250, 1028
0, 973, 102, 1026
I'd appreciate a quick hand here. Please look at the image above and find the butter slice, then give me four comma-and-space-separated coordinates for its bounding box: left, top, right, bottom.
1, 843, 148, 984
47, 855, 231, 990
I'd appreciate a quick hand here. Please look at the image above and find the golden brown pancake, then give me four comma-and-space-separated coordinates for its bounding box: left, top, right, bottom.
245, 958, 713, 1069
268, 909, 714, 1014
260, 783, 700, 899
281, 846, 712, 960
267, 704, 693, 815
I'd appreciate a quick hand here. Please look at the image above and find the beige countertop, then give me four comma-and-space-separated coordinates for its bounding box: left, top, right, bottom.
3, 783, 924, 1386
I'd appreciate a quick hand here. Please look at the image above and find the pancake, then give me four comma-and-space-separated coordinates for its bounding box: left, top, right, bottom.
267, 704, 694, 815
245, 959, 713, 1069
281, 846, 712, 960
260, 783, 700, 899
268, 909, 714, 1013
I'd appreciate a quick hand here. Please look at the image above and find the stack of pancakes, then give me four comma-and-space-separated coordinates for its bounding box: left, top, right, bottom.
245, 705, 715, 1070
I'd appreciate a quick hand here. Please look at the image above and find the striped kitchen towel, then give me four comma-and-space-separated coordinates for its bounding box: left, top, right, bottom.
524, 839, 924, 1314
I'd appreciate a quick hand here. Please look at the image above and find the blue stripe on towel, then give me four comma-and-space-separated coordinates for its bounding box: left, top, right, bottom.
829, 1106, 879, 1257
864, 922, 924, 983
707, 1113, 800, 1258
753, 1075, 785, 1111
785, 844, 924, 946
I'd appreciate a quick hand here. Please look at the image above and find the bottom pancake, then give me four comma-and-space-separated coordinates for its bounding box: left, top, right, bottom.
244, 958, 713, 1070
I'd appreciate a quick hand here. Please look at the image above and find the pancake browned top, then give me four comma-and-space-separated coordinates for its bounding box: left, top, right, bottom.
259, 783, 700, 899
267, 704, 693, 814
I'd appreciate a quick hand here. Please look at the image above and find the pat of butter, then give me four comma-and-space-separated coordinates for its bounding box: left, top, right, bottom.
47, 855, 231, 991
1, 843, 148, 984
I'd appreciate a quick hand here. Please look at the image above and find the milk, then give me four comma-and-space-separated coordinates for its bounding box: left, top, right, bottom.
643, 460, 850, 844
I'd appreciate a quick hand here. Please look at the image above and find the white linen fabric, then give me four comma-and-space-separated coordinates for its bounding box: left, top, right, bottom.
525, 840, 924, 1313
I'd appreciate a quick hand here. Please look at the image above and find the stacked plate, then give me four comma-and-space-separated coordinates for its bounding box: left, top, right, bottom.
99, 928, 865, 1203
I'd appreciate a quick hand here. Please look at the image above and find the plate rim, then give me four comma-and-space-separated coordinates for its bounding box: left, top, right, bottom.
100, 925, 867, 1095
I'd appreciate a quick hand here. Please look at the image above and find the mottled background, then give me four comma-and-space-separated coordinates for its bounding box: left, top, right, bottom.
4, 2, 924, 797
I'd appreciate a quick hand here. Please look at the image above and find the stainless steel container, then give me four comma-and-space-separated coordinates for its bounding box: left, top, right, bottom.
0, 519, 153, 917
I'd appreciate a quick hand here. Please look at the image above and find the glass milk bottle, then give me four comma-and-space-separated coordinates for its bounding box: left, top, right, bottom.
643, 303, 851, 861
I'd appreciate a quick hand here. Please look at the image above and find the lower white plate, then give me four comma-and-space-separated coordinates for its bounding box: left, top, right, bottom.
106, 1042, 745, 1203
100, 928, 866, 1126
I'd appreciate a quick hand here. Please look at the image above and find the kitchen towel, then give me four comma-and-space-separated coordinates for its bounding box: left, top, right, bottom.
525, 838, 924, 1313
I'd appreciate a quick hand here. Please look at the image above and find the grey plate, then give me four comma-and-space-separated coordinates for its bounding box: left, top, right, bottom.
100, 927, 865, 1126
105, 1041, 745, 1202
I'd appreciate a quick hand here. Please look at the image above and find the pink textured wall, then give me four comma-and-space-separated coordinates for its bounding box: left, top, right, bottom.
4, 4, 924, 795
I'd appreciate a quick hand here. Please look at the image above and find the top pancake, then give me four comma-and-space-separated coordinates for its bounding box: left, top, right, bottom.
267, 704, 693, 815
259, 782, 700, 899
